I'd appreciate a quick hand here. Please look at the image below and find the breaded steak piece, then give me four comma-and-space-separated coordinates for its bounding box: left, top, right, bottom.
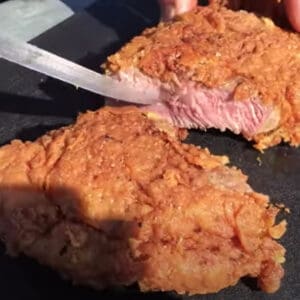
104, 5, 300, 150
0, 106, 286, 295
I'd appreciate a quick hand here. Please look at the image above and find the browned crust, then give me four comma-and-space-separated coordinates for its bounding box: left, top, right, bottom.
104, 6, 300, 150
0, 106, 286, 294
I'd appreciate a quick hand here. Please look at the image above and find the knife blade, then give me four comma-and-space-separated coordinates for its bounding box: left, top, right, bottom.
0, 35, 159, 105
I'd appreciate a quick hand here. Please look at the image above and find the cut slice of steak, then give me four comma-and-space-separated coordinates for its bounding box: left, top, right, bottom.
0, 106, 286, 295
104, 5, 300, 150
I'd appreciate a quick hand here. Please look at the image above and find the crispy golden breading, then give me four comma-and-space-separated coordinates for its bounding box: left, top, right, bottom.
0, 107, 286, 294
105, 6, 300, 150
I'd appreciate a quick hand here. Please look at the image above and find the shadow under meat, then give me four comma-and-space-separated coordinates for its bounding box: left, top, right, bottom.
15, 124, 68, 142
0, 184, 176, 300
0, 90, 103, 119
241, 277, 260, 292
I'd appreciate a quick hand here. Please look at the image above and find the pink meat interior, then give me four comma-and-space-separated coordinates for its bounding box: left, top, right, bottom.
112, 68, 272, 138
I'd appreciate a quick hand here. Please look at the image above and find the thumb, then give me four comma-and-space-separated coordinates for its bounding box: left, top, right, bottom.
159, 0, 197, 21
284, 0, 300, 32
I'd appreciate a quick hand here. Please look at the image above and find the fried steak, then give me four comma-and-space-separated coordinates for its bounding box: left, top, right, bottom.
0, 106, 286, 294
104, 5, 300, 150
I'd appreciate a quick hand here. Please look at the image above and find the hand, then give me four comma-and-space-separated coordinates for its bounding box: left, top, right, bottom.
158, 0, 300, 32
285, 0, 300, 31
158, 0, 198, 21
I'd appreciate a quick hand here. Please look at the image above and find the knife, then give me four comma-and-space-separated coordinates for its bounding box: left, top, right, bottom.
0, 35, 159, 105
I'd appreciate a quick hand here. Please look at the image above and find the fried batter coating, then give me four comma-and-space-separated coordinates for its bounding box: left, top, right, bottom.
0, 106, 286, 294
105, 6, 300, 150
